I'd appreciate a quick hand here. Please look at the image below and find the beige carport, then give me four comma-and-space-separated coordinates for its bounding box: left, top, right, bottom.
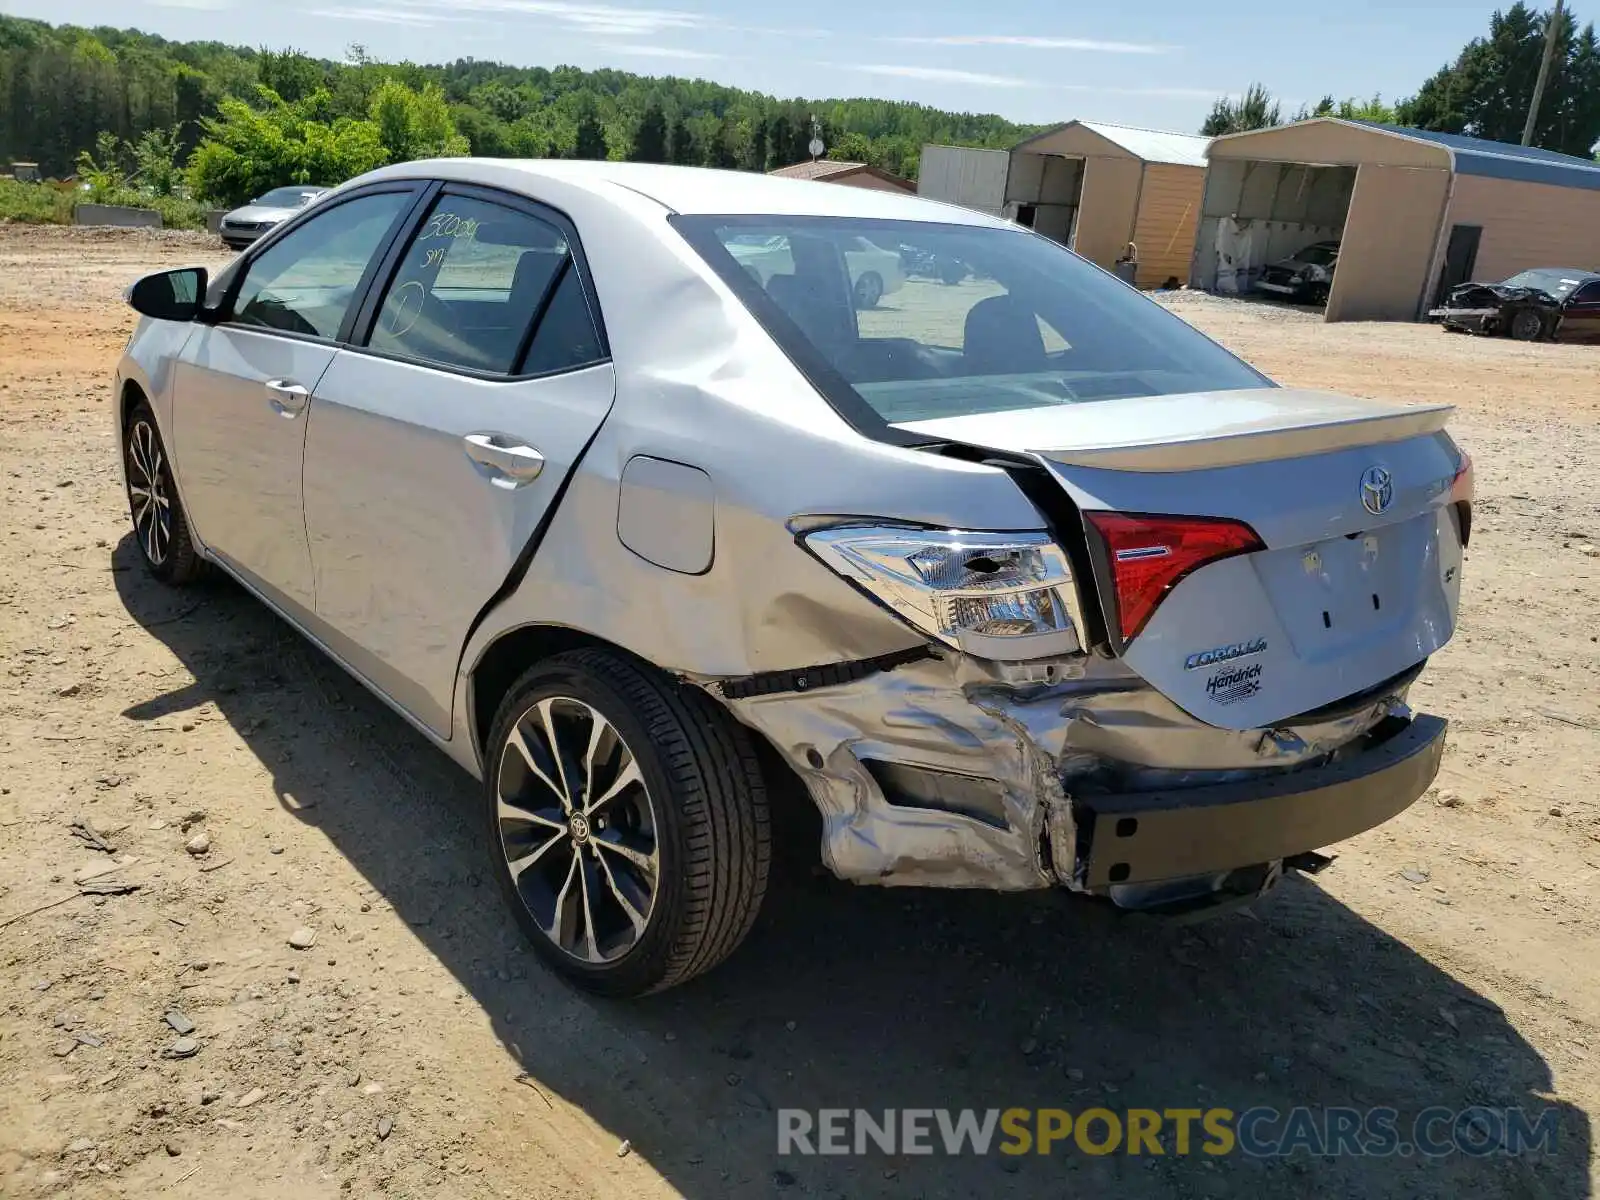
1199, 118, 1600, 322
1003, 121, 1209, 287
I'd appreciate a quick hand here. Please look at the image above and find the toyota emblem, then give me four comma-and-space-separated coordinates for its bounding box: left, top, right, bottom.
1360, 466, 1393, 516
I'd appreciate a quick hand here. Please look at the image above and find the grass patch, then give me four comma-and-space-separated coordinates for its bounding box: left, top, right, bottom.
0, 179, 208, 229
0, 177, 74, 223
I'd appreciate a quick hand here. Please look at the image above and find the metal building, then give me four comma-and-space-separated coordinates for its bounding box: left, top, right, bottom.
918, 121, 1210, 287
1197, 118, 1600, 322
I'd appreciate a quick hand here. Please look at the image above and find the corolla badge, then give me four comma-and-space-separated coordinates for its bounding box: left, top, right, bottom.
1184, 637, 1267, 671
1360, 465, 1394, 516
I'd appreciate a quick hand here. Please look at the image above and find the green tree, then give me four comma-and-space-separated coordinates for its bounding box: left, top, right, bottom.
1397, 3, 1600, 155
704, 118, 738, 168
766, 114, 793, 169
573, 110, 607, 159
186, 90, 388, 205
132, 125, 184, 195
667, 114, 695, 165
629, 103, 667, 163
1199, 84, 1282, 136
75, 131, 128, 199
369, 78, 470, 161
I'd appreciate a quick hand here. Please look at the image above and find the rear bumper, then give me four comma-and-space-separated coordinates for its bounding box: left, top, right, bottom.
722, 652, 1432, 894
1077, 714, 1445, 888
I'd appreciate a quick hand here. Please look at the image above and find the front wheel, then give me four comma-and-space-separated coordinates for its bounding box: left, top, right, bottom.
124, 400, 205, 585
1509, 308, 1545, 342
485, 649, 771, 996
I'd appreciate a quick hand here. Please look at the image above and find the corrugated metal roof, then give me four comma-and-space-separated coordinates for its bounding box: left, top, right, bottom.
769, 160, 864, 181
1349, 121, 1600, 193
1078, 121, 1211, 167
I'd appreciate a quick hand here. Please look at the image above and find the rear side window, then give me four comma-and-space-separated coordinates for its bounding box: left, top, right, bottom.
230, 191, 412, 340
676, 215, 1270, 427
366, 195, 594, 375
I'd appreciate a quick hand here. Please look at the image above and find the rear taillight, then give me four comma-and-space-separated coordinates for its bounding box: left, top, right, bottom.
1450, 451, 1474, 547
1086, 512, 1265, 642
1449, 451, 1474, 503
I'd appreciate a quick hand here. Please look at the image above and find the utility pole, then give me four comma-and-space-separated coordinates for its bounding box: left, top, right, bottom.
1521, 0, 1564, 146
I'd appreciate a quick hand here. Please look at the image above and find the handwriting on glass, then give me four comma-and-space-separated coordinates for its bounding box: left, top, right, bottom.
418, 211, 479, 267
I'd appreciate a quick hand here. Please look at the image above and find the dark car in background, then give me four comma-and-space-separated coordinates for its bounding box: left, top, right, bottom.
1429, 268, 1600, 343
1257, 240, 1340, 306
219, 186, 330, 250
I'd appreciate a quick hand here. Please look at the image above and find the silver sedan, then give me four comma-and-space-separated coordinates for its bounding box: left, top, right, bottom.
116, 161, 1470, 995
218, 185, 329, 250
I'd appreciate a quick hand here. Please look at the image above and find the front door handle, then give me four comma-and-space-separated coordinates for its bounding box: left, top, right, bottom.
463, 433, 545, 487
265, 379, 310, 418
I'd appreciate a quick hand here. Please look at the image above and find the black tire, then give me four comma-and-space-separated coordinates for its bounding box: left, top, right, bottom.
1509, 308, 1545, 342
852, 271, 884, 310
123, 399, 206, 585
485, 649, 771, 996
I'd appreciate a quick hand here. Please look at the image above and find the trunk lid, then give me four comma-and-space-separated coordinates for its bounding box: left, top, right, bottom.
896, 388, 1466, 730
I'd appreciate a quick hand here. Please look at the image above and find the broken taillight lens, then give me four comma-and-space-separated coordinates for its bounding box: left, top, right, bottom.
1450, 451, 1474, 547
1086, 512, 1265, 643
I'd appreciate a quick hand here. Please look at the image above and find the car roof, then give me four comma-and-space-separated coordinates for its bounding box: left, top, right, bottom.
1501, 267, 1600, 283
360, 158, 1012, 227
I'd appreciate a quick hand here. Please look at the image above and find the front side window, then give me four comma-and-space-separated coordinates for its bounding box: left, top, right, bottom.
677, 215, 1270, 426
230, 191, 412, 340
367, 195, 579, 374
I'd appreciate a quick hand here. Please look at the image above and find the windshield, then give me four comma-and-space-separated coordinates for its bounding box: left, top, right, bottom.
1499, 269, 1590, 298
252, 187, 320, 208
676, 216, 1270, 425
1290, 243, 1339, 266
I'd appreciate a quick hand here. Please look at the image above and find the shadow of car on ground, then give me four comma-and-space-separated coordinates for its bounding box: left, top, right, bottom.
114, 537, 1590, 1199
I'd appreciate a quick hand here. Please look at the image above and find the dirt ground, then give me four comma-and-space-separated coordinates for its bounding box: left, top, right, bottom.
1, 224, 1597, 1199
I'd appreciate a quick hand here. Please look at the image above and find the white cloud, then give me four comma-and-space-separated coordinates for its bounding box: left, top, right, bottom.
145, 0, 234, 10
312, 6, 457, 23
400, 0, 702, 36
852, 64, 1039, 88
893, 34, 1171, 53
609, 44, 723, 59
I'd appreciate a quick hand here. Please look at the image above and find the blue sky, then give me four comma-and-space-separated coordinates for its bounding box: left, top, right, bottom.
3, 0, 1594, 131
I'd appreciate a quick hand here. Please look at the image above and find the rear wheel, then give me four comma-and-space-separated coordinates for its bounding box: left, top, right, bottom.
852, 271, 884, 310
1509, 308, 1545, 342
486, 649, 771, 996
123, 400, 205, 585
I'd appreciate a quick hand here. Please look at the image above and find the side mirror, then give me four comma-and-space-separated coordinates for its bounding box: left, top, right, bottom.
126, 267, 208, 322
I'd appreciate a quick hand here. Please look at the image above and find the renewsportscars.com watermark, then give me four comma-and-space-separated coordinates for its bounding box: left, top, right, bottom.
777, 1107, 1559, 1158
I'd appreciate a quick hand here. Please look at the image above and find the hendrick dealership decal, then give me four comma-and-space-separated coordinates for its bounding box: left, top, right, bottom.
1185, 637, 1267, 671
1205, 663, 1263, 705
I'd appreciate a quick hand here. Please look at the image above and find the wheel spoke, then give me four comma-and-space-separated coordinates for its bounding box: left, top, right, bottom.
496, 792, 566, 831
586, 752, 641, 816
593, 830, 655, 875
543, 851, 580, 945
593, 847, 649, 935
505, 829, 569, 881
535, 698, 575, 810
576, 855, 601, 962
505, 723, 567, 809
581, 714, 610, 809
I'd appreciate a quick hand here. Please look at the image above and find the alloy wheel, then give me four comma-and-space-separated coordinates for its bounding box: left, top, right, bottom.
495, 696, 659, 963
127, 419, 173, 567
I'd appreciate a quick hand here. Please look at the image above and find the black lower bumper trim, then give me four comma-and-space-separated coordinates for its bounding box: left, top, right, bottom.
1079, 715, 1447, 888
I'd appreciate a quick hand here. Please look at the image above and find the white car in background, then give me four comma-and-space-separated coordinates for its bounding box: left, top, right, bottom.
727, 232, 905, 309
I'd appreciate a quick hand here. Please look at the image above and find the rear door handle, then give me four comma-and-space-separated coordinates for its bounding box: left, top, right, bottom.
265, 379, 310, 417
463, 433, 545, 487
